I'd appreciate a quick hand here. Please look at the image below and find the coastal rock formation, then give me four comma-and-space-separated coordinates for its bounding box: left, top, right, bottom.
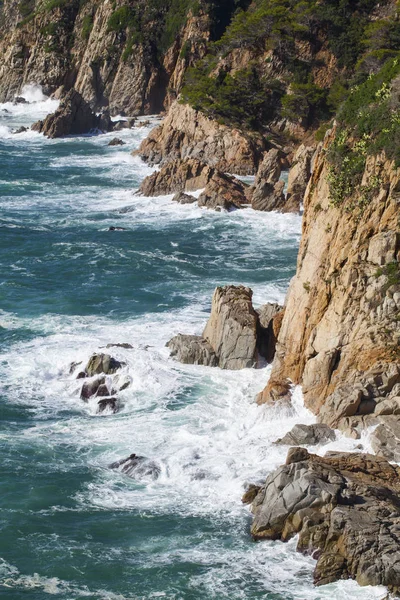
172, 191, 197, 204
258, 129, 400, 422
137, 101, 265, 174
97, 397, 119, 414
31, 89, 111, 138
202, 286, 259, 369
109, 453, 161, 480
139, 158, 215, 196
249, 447, 400, 592
248, 149, 287, 212
84, 353, 123, 377
256, 303, 284, 362
285, 144, 315, 212
274, 423, 336, 446
166, 334, 218, 367
108, 137, 125, 146
197, 173, 248, 210
167, 286, 281, 369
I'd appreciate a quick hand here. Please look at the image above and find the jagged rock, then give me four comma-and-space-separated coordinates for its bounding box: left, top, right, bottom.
109, 453, 161, 480
370, 415, 400, 461
318, 385, 364, 427
257, 378, 292, 405
31, 89, 112, 138
256, 303, 284, 362
85, 353, 123, 377
13, 96, 27, 104
172, 191, 197, 204
96, 383, 115, 397
97, 397, 119, 414
375, 396, 400, 416
112, 373, 132, 392
256, 149, 282, 184
203, 285, 258, 369
285, 144, 314, 212
251, 180, 286, 212
137, 101, 265, 174
139, 158, 215, 196
69, 360, 82, 374
108, 137, 125, 146
275, 423, 336, 446
80, 375, 106, 400
367, 231, 398, 266
198, 173, 248, 210
166, 334, 218, 366
250, 448, 400, 592
13, 126, 27, 134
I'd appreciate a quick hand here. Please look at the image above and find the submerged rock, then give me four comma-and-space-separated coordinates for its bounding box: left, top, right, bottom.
108, 137, 125, 146
250, 448, 400, 592
275, 423, 336, 446
13, 126, 28, 134
166, 334, 218, 367
80, 375, 106, 400
97, 397, 119, 414
109, 453, 161, 480
172, 191, 197, 204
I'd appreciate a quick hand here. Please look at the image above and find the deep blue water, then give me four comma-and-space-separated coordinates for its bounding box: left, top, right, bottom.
0, 92, 384, 600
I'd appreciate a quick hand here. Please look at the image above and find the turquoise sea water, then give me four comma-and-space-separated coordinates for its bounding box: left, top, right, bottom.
0, 88, 387, 600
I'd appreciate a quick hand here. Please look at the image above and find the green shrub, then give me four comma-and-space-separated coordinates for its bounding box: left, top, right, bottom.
81, 13, 93, 40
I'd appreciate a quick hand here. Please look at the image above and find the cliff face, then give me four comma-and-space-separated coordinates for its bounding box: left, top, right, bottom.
0, 0, 211, 114
259, 128, 400, 429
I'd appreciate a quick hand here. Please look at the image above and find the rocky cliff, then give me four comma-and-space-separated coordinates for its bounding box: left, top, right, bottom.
0, 0, 211, 114
258, 126, 400, 436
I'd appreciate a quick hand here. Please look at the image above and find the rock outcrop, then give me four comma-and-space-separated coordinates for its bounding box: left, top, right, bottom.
258, 129, 400, 425
84, 353, 123, 377
248, 149, 287, 212
166, 334, 218, 367
249, 448, 400, 592
285, 144, 315, 212
167, 286, 281, 369
256, 303, 284, 363
197, 173, 248, 210
274, 423, 336, 446
31, 89, 111, 138
139, 158, 215, 196
137, 101, 265, 175
202, 286, 259, 370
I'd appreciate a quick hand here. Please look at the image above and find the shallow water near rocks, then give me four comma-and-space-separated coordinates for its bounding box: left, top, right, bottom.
0, 88, 386, 600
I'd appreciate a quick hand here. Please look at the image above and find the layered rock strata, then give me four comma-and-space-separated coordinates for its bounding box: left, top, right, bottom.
248, 448, 400, 593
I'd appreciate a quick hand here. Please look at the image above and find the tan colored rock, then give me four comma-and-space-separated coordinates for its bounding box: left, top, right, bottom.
258, 127, 400, 424
198, 173, 248, 210
285, 144, 315, 212
137, 101, 265, 175
256, 304, 284, 362
203, 286, 259, 369
139, 158, 215, 196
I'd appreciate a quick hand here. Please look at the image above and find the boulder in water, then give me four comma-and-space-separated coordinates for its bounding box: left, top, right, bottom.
166, 334, 218, 367
172, 191, 197, 204
274, 423, 336, 446
80, 375, 106, 400
197, 173, 248, 211
13, 126, 28, 134
97, 397, 119, 414
108, 137, 125, 146
109, 453, 161, 480
85, 353, 123, 377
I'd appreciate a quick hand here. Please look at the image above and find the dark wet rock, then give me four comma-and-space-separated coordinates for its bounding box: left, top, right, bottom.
31, 89, 113, 138
97, 397, 119, 414
172, 191, 197, 204
13, 126, 28, 134
274, 423, 336, 446
80, 375, 106, 400
85, 353, 123, 377
108, 226, 127, 231
105, 343, 133, 349
108, 137, 125, 146
197, 172, 248, 211
166, 334, 218, 367
76, 371, 86, 379
14, 96, 27, 104
250, 448, 400, 592
109, 453, 161, 480
96, 383, 116, 397
203, 285, 258, 369
256, 303, 284, 362
69, 360, 82, 374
